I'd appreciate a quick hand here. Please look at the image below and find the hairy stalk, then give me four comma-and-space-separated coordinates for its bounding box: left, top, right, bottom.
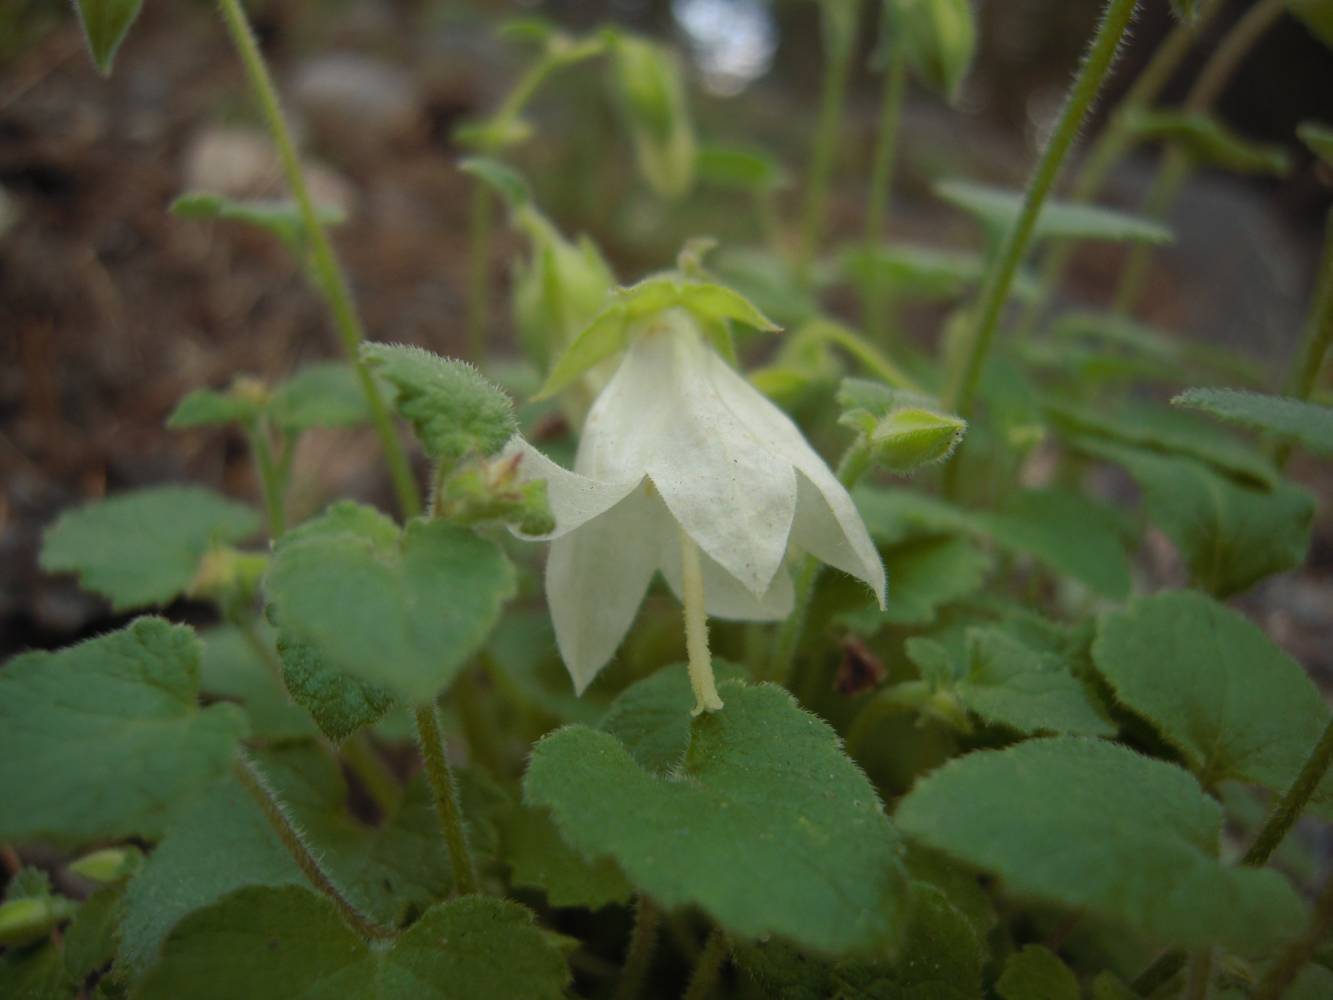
1112, 0, 1286, 315
1275, 209, 1333, 467
682, 928, 729, 1000
862, 34, 908, 342
797, 1, 859, 281
1018, 0, 1224, 330
680, 526, 724, 715
614, 897, 661, 1000
1254, 872, 1333, 1000
765, 439, 872, 688
234, 752, 394, 940
215, 0, 420, 517
246, 416, 285, 536
944, 0, 1142, 418
414, 704, 480, 895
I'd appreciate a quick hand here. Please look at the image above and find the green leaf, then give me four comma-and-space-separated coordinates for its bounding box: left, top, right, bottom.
1075, 438, 1313, 596
1289, 0, 1333, 49
198, 626, 319, 742
63, 886, 123, 983
498, 804, 633, 910
836, 242, 1041, 303
265, 510, 516, 705
935, 179, 1174, 245
1124, 110, 1291, 174
883, 0, 978, 101
1298, 120, 1333, 167
137, 886, 568, 1000
73, 0, 143, 75
459, 156, 532, 209
1173, 387, 1333, 456
1049, 310, 1263, 386
1093, 592, 1333, 810
0, 618, 247, 845
696, 142, 789, 193
956, 627, 1115, 737
170, 192, 344, 255
41, 485, 261, 611
838, 534, 992, 631
360, 344, 516, 464
525, 682, 909, 954
277, 633, 395, 743
0, 942, 71, 1000
896, 737, 1305, 950
996, 945, 1080, 1000
167, 387, 263, 429
268, 362, 373, 432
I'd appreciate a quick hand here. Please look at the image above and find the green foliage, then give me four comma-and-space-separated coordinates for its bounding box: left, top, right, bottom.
934, 179, 1174, 245
836, 243, 1041, 303
1299, 120, 1333, 166
137, 886, 568, 999
897, 737, 1306, 950
0, 618, 247, 845
1093, 592, 1333, 809
497, 803, 633, 909
839, 378, 968, 475
170, 192, 345, 256
1173, 387, 1333, 456
884, 0, 978, 101
40, 485, 260, 611
1289, 0, 1333, 49
168, 385, 264, 429
458, 156, 532, 209
1124, 110, 1292, 174
838, 534, 992, 630
525, 682, 909, 954
73, 0, 143, 74
268, 362, 374, 432
361, 344, 516, 465
696, 142, 789, 193
265, 503, 516, 705
605, 32, 697, 199
996, 945, 1080, 1000
198, 626, 320, 742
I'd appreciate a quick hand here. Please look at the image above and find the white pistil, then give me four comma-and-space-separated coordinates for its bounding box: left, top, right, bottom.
679, 523, 724, 716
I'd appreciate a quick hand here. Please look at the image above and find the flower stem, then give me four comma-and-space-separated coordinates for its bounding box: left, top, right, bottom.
1275, 208, 1333, 468
679, 526, 723, 716
246, 416, 285, 537
413, 704, 479, 895
682, 928, 729, 1000
797, 0, 860, 282
800, 318, 925, 393
1111, 0, 1286, 316
943, 0, 1142, 417
862, 33, 908, 343
466, 183, 494, 363
1254, 871, 1333, 1000
234, 752, 395, 940
340, 732, 401, 816
614, 896, 660, 1000
214, 0, 420, 518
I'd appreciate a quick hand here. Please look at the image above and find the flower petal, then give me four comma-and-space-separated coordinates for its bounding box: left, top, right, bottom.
580, 316, 798, 595
546, 483, 661, 693
658, 533, 795, 621
504, 436, 641, 541
789, 471, 887, 608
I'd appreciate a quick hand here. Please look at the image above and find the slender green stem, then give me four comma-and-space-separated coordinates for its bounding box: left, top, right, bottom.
215, 0, 420, 518
944, 0, 1141, 417
801, 318, 924, 392
1281, 206, 1333, 397
1255, 871, 1333, 1000
234, 752, 395, 940
1185, 949, 1212, 1000
614, 897, 661, 1000
413, 704, 479, 895
1111, 0, 1286, 317
466, 183, 494, 363
1018, 0, 1224, 332
247, 417, 285, 537
765, 439, 872, 688
682, 928, 729, 1000
341, 732, 401, 816
863, 35, 908, 342
680, 526, 724, 715
1243, 718, 1333, 867
797, 0, 860, 281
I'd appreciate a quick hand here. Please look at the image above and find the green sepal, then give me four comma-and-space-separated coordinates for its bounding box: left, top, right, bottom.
73, 0, 143, 75
68, 846, 145, 884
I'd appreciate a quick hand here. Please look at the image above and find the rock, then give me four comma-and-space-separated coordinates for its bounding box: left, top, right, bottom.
291, 53, 420, 161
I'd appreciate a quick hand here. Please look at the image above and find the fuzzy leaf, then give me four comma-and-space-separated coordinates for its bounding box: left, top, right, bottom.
268, 362, 373, 431
838, 535, 992, 631
1173, 387, 1333, 456
137, 886, 568, 999
696, 142, 788, 193
74, 0, 143, 74
1049, 310, 1262, 386
997, 945, 1080, 1000
1125, 110, 1291, 174
198, 626, 319, 742
1093, 592, 1333, 811
170, 193, 345, 254
836, 242, 1041, 303
936, 180, 1174, 245
0, 618, 247, 845
41, 485, 261, 611
896, 737, 1305, 950
361, 344, 516, 464
525, 682, 909, 954
498, 804, 633, 910
167, 388, 263, 429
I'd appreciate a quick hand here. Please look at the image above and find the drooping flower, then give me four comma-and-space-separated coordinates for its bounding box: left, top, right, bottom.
510, 306, 885, 711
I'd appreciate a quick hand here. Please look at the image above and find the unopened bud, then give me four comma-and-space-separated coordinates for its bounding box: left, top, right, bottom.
68, 846, 144, 884
868, 407, 967, 474
0, 896, 76, 948
883, 0, 977, 103
607, 34, 697, 199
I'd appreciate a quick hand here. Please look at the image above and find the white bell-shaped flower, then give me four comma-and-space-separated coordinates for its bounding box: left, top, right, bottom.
511, 308, 885, 706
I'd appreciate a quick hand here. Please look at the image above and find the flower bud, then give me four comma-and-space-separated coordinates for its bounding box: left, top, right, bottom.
838, 378, 967, 475
607, 34, 698, 199
0, 896, 76, 948
68, 846, 144, 884
883, 0, 977, 102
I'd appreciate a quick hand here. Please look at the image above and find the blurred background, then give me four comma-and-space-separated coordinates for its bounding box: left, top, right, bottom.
2, 0, 1331, 659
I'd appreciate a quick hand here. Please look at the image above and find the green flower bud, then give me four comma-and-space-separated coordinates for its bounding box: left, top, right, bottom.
837, 377, 967, 475
883, 0, 977, 102
68, 846, 144, 884
0, 896, 76, 948
188, 546, 269, 615
607, 34, 698, 199
434, 451, 555, 536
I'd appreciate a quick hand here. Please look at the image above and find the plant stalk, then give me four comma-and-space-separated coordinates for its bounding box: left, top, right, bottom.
247, 416, 285, 537
682, 928, 729, 1000
944, 0, 1142, 417
1275, 208, 1333, 467
215, 0, 420, 518
614, 896, 661, 1000
414, 704, 480, 895
466, 183, 494, 363
234, 752, 394, 940
1254, 871, 1333, 1000
863, 34, 908, 342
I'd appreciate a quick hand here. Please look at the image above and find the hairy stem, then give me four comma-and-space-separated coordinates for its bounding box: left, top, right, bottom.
682, 928, 729, 1000
215, 0, 420, 518
1275, 209, 1333, 467
862, 35, 908, 342
944, 0, 1142, 417
234, 752, 394, 940
680, 526, 724, 715
414, 704, 479, 895
1254, 871, 1333, 1000
246, 416, 285, 537
614, 897, 661, 1000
